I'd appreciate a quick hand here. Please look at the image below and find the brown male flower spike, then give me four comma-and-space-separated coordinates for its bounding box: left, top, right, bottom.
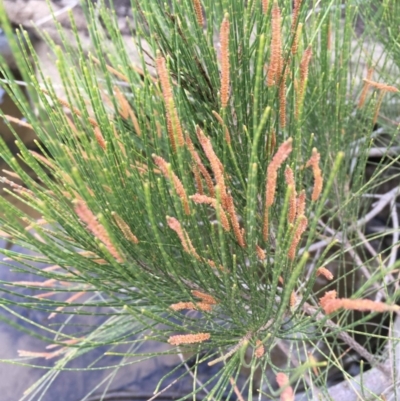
196, 126, 228, 207
155, 56, 184, 149
263, 138, 293, 241
265, 138, 293, 208
255, 339, 265, 358
192, 0, 204, 27
320, 290, 400, 315
358, 67, 374, 108
305, 148, 323, 201
295, 47, 312, 119
288, 215, 308, 260
284, 166, 297, 223
170, 301, 212, 312
262, 0, 269, 14
168, 333, 211, 345
167, 216, 200, 260
362, 78, 399, 93
190, 193, 230, 231
316, 267, 333, 280
153, 155, 190, 215
75, 200, 123, 263
220, 14, 230, 108
112, 212, 139, 244
276, 373, 294, 401
186, 135, 215, 197
191, 290, 217, 305
267, 2, 282, 87
296, 189, 306, 218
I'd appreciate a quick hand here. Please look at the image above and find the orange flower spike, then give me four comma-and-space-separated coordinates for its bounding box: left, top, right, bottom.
291, 22, 303, 55
196, 126, 228, 207
186, 135, 215, 197
75, 200, 123, 263
320, 290, 400, 314
267, 2, 282, 87
192, 0, 204, 27
191, 290, 218, 305
112, 212, 139, 244
276, 373, 294, 401
155, 56, 184, 148
93, 126, 106, 150
279, 70, 287, 127
296, 47, 312, 118
284, 166, 297, 223
256, 245, 266, 260
190, 193, 230, 231
226, 194, 246, 247
220, 14, 230, 108
296, 189, 306, 218
291, 0, 302, 33
156, 56, 173, 103
316, 267, 333, 280
287, 215, 308, 260
262, 0, 269, 14
153, 155, 190, 215
170, 301, 212, 312
363, 78, 399, 93
167, 216, 200, 259
305, 148, 323, 201
290, 291, 297, 307
358, 68, 374, 108
168, 333, 211, 345
212, 110, 231, 144
255, 340, 265, 358
265, 138, 293, 207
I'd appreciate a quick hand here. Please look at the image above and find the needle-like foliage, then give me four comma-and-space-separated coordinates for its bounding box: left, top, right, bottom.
0, 0, 399, 400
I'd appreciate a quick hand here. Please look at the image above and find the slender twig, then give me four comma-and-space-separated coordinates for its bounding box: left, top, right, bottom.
302, 302, 389, 374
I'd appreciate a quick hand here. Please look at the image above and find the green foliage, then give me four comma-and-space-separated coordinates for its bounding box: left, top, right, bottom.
0, 0, 399, 399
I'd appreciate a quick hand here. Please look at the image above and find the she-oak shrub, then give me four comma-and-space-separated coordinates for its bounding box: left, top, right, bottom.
0, 0, 399, 399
